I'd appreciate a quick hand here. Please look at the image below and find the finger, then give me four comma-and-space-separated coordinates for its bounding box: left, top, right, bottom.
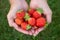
46, 13, 52, 24
28, 30, 33, 35
33, 28, 44, 36
31, 29, 35, 34
29, 28, 35, 35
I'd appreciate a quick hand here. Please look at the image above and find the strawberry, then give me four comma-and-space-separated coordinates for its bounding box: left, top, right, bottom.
16, 10, 25, 19
21, 22, 31, 30
28, 9, 35, 15
24, 13, 36, 26
33, 8, 43, 19
15, 18, 23, 25
36, 17, 46, 27
33, 11, 41, 19
28, 18, 35, 26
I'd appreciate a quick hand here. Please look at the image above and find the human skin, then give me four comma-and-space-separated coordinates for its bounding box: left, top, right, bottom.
7, 0, 52, 36
7, 0, 33, 35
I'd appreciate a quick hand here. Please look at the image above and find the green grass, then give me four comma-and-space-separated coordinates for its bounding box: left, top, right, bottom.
0, 0, 60, 40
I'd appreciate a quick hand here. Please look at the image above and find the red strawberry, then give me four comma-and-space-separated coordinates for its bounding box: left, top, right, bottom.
28, 9, 35, 15
15, 18, 23, 25
16, 10, 25, 19
33, 8, 43, 19
28, 18, 35, 26
21, 22, 31, 30
36, 17, 46, 27
24, 13, 36, 26
33, 11, 41, 19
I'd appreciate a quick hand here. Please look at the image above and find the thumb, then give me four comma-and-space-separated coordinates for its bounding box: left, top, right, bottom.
46, 13, 52, 24
44, 8, 52, 24
43, 9, 52, 24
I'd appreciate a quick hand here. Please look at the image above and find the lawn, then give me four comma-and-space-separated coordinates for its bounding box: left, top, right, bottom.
0, 0, 60, 40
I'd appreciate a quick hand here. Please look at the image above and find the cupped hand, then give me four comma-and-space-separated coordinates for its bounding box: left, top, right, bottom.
7, 0, 32, 35
30, 0, 52, 36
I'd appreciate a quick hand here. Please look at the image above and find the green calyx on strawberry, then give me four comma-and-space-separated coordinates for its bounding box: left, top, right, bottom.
24, 13, 30, 21
36, 8, 43, 13
33, 8, 43, 19
26, 24, 31, 30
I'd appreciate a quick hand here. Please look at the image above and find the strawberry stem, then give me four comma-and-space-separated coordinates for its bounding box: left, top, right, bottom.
26, 25, 31, 30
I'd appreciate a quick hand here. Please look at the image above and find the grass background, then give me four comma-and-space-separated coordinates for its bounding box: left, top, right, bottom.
0, 0, 60, 40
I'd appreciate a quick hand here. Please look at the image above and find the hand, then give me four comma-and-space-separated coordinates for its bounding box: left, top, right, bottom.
7, 0, 32, 35
30, 0, 52, 36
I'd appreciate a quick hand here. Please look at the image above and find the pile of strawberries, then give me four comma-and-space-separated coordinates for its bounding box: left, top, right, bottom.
15, 8, 46, 30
